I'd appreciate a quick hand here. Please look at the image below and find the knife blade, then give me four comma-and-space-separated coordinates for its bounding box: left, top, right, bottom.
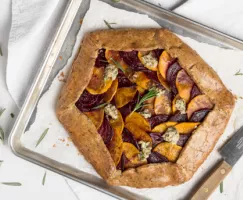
191, 126, 243, 200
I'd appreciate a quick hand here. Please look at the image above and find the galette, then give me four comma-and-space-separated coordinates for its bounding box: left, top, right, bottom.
56, 29, 235, 188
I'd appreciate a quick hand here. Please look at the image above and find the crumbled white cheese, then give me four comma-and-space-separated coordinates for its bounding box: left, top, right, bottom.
138, 141, 152, 161
104, 104, 118, 120
104, 64, 118, 81
151, 86, 166, 96
141, 52, 158, 68
175, 98, 186, 114
139, 109, 152, 119
162, 127, 180, 144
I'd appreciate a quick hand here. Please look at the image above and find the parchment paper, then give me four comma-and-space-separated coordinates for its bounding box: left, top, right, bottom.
21, 0, 243, 199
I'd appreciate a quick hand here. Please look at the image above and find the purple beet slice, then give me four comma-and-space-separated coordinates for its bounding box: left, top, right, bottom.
122, 128, 140, 150
147, 152, 169, 164
119, 92, 139, 118
166, 61, 182, 94
169, 111, 188, 122
190, 84, 201, 100
153, 49, 163, 60
189, 109, 211, 122
116, 153, 129, 171
177, 134, 191, 147
148, 114, 169, 129
149, 133, 164, 147
119, 51, 146, 71
95, 48, 108, 68
117, 69, 134, 88
75, 90, 104, 112
98, 115, 114, 145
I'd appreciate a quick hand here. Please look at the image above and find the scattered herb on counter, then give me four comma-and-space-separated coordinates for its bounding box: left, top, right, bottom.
1, 182, 22, 186
133, 88, 158, 112
0, 108, 6, 117
234, 69, 243, 76
42, 171, 47, 185
110, 58, 125, 73
92, 102, 109, 110
220, 181, 223, 193
10, 113, 15, 118
0, 127, 4, 144
112, 0, 120, 2
35, 128, 49, 148
0, 46, 2, 56
0, 160, 3, 167
104, 20, 116, 29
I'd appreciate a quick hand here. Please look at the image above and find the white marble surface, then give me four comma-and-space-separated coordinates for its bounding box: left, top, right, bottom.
1, 0, 243, 200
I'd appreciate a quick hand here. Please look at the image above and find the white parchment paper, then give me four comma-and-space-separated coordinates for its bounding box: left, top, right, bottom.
21, 0, 243, 199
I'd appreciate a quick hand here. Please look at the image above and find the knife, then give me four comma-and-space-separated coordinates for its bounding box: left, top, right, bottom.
191, 126, 243, 200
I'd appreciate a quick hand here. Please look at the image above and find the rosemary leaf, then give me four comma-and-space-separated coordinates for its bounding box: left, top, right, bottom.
110, 58, 125, 73
104, 20, 115, 29
0, 127, 4, 144
35, 128, 49, 148
0, 46, 2, 56
220, 181, 223, 193
92, 102, 109, 110
133, 89, 158, 112
112, 0, 120, 2
10, 113, 15, 118
42, 171, 47, 185
1, 182, 22, 186
234, 69, 243, 76
0, 108, 6, 117
0, 160, 3, 167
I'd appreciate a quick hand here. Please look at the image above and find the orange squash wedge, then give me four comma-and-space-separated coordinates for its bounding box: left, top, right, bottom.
104, 79, 118, 102
158, 51, 173, 79
125, 112, 151, 131
151, 121, 178, 133
84, 109, 104, 129
174, 122, 200, 134
115, 87, 137, 108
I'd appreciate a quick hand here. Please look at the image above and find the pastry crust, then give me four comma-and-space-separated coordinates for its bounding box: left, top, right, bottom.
56, 29, 235, 188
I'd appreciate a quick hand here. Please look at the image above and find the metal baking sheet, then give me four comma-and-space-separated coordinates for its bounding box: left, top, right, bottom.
9, 0, 243, 200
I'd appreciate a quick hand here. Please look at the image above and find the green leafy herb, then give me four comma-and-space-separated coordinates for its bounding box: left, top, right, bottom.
219, 182, 223, 193
35, 128, 49, 147
0, 46, 2, 56
0, 127, 4, 144
234, 69, 243, 76
110, 58, 125, 73
42, 171, 47, 185
133, 88, 158, 112
0, 108, 6, 117
10, 113, 15, 118
0, 160, 3, 167
1, 182, 22, 186
92, 102, 109, 110
112, 0, 120, 2
104, 20, 116, 29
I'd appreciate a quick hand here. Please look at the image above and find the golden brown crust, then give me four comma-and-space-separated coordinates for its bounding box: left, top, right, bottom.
56, 28, 235, 188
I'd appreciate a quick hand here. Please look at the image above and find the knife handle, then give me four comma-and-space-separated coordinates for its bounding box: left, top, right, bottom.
191, 160, 232, 200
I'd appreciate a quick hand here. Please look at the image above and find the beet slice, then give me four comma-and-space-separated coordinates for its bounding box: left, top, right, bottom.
150, 133, 164, 147
169, 111, 188, 122
177, 134, 191, 147
190, 84, 201, 100
95, 48, 108, 68
189, 109, 211, 122
75, 90, 104, 112
148, 114, 169, 129
166, 61, 182, 94
98, 115, 114, 145
122, 128, 140, 150
116, 153, 129, 171
119, 92, 139, 118
153, 49, 163, 60
117, 69, 134, 88
147, 152, 169, 163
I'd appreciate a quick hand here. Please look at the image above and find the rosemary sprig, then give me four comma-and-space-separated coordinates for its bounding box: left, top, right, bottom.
0, 46, 2, 56
1, 182, 22, 186
104, 20, 116, 29
0, 127, 4, 144
92, 102, 109, 110
42, 171, 47, 185
35, 128, 49, 147
110, 58, 125, 73
10, 113, 15, 118
234, 69, 243, 76
133, 88, 158, 112
0, 108, 6, 117
219, 181, 223, 193
112, 0, 120, 2
0, 160, 3, 167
